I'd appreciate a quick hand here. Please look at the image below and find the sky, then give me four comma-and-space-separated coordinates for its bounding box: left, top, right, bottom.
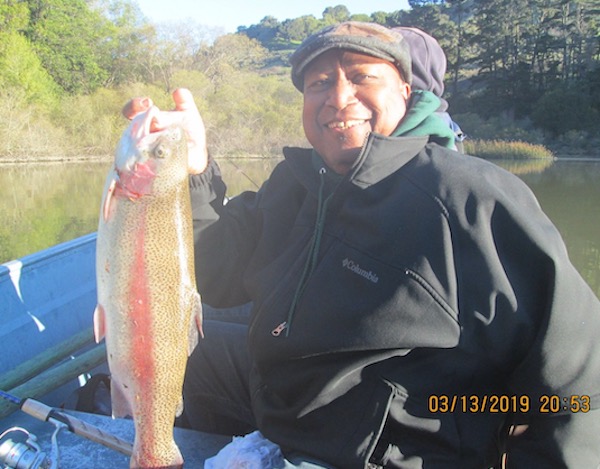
135, 0, 410, 34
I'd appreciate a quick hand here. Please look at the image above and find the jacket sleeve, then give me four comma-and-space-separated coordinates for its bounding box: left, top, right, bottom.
478, 174, 600, 466
443, 156, 600, 466
188, 158, 263, 308
504, 237, 600, 467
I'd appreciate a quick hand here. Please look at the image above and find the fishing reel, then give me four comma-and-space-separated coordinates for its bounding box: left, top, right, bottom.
0, 427, 50, 469
0, 424, 64, 469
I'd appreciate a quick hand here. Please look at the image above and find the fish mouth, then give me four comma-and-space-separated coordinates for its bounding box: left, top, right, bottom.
114, 106, 164, 172
146, 110, 162, 135
139, 106, 162, 138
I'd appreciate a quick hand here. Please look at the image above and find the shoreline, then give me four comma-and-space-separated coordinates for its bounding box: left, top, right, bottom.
0, 153, 598, 166
0, 155, 113, 165
0, 154, 282, 165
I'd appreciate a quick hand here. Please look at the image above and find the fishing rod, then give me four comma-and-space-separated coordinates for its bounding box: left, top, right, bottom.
225, 158, 261, 190
0, 390, 133, 458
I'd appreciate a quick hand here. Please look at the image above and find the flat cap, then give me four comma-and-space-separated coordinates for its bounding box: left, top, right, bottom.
290, 21, 412, 92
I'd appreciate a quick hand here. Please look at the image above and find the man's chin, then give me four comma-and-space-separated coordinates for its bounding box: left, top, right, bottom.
321, 149, 362, 176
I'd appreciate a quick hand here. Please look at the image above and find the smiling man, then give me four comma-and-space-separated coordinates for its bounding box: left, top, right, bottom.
125, 22, 600, 468
290, 22, 452, 175
300, 49, 410, 174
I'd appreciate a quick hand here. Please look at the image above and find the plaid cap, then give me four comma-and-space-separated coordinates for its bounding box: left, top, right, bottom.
290, 21, 412, 92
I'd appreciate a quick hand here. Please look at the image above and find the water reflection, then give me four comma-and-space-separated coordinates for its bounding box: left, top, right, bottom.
0, 161, 110, 263
0, 158, 282, 264
518, 161, 600, 295
490, 157, 555, 175
0, 157, 598, 298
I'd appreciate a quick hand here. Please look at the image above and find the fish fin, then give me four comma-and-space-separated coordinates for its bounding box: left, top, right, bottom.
175, 398, 184, 418
93, 304, 106, 343
188, 291, 203, 356
110, 379, 133, 419
102, 177, 117, 222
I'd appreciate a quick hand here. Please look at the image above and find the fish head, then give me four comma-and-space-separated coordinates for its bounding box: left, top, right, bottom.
112, 106, 188, 200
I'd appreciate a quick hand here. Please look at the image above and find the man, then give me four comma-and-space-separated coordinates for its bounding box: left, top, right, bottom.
126, 22, 600, 468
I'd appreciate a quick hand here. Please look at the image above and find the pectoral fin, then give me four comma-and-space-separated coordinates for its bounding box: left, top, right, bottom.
176, 399, 184, 418
93, 304, 106, 343
102, 177, 117, 222
188, 291, 203, 356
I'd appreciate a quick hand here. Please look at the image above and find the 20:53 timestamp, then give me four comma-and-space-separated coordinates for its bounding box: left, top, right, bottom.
540, 394, 591, 413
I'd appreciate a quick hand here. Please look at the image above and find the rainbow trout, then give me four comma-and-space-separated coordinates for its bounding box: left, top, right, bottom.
94, 105, 202, 468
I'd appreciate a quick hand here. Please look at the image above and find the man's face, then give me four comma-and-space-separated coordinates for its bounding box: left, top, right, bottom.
302, 49, 411, 175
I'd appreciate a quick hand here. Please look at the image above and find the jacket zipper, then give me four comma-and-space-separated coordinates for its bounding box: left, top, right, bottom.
272, 167, 334, 337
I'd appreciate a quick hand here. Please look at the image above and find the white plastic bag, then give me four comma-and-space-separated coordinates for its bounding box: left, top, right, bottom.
204, 430, 284, 468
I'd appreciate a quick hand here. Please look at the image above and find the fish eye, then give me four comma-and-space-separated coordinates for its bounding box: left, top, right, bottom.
155, 145, 169, 158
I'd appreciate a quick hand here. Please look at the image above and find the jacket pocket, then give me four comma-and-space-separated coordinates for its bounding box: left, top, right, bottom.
287, 242, 461, 355
366, 379, 461, 469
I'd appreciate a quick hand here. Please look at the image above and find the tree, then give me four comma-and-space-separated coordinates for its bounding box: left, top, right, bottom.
468, 0, 539, 116
0, 0, 29, 33
370, 11, 391, 25
322, 5, 351, 24
142, 20, 220, 91
350, 14, 372, 22
0, 30, 60, 107
445, 0, 476, 95
195, 34, 268, 87
25, 0, 112, 93
205, 71, 304, 156
278, 16, 322, 43
409, 0, 446, 6
89, 0, 154, 86
238, 16, 280, 47
555, 0, 600, 81
532, 85, 599, 136
388, 3, 460, 95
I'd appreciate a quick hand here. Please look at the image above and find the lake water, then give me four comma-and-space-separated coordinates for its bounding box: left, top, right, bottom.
0, 157, 598, 298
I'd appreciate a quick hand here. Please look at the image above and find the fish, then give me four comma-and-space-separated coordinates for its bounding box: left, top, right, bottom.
93, 105, 203, 469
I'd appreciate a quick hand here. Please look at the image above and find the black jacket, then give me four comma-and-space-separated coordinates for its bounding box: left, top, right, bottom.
190, 133, 600, 468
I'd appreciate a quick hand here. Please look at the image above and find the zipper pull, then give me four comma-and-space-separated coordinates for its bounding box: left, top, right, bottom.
271, 321, 287, 337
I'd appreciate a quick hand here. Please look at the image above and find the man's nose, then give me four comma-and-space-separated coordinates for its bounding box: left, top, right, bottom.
325, 79, 358, 110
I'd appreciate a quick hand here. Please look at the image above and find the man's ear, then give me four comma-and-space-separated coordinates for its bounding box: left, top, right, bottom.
401, 83, 411, 100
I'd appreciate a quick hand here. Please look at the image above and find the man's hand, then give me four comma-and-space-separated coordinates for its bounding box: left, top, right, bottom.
122, 88, 209, 174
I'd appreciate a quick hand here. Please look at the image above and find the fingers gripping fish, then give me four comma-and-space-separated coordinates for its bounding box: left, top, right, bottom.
94, 106, 203, 469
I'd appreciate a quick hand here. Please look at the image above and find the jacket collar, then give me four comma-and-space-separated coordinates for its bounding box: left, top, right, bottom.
283, 133, 428, 192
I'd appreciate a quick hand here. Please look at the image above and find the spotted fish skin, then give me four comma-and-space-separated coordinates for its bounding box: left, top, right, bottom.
94, 107, 202, 469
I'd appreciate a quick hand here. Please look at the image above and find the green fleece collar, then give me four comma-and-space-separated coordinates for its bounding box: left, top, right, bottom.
392, 90, 455, 149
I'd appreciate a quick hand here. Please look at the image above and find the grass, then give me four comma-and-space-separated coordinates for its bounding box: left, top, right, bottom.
464, 139, 555, 160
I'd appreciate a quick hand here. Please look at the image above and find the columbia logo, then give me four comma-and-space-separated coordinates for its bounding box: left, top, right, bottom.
342, 258, 379, 284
